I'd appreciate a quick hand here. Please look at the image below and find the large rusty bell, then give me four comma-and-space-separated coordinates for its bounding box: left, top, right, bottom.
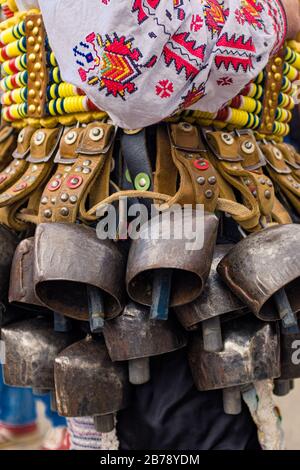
126, 209, 218, 321
0, 225, 18, 301
103, 302, 187, 385
188, 314, 280, 415
217, 225, 300, 329
9, 237, 48, 312
2, 317, 77, 395
34, 223, 127, 323
54, 336, 130, 433
175, 244, 246, 352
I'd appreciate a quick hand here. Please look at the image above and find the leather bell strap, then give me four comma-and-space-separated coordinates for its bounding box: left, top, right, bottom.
0, 126, 36, 192
276, 143, 300, 182
39, 122, 115, 224
260, 142, 300, 215
0, 126, 17, 172
204, 130, 275, 231
0, 127, 62, 209
167, 122, 220, 212
38, 126, 84, 223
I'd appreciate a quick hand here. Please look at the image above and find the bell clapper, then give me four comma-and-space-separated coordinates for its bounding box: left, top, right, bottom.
87, 285, 105, 333
150, 269, 172, 321
50, 391, 58, 412
223, 387, 242, 415
94, 414, 115, 433
274, 288, 299, 335
273, 378, 291, 397
128, 357, 150, 385
53, 312, 72, 333
202, 316, 223, 352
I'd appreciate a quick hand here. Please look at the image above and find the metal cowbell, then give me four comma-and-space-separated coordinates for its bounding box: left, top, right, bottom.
54, 336, 130, 433
126, 210, 218, 312
103, 302, 187, 385
217, 224, 300, 322
33, 223, 126, 321
188, 314, 280, 415
175, 244, 246, 351
9, 237, 48, 312
2, 317, 77, 391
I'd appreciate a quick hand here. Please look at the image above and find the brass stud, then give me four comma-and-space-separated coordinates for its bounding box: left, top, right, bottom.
34, 44, 40, 53
30, 72, 36, 81
35, 81, 42, 90
275, 57, 282, 66
34, 63, 41, 72
271, 65, 277, 73
29, 89, 36, 98
272, 92, 278, 101
40, 72, 45, 80
37, 106, 41, 114
33, 27, 39, 36
27, 20, 34, 30
271, 83, 277, 91
37, 18, 42, 26
29, 53, 36, 62
37, 36, 42, 44
29, 104, 36, 113
28, 36, 35, 45
274, 73, 281, 82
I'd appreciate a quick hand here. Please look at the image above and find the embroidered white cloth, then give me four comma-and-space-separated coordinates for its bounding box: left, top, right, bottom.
38, 0, 286, 129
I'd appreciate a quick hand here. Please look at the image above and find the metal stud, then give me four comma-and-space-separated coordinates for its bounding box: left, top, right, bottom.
208, 176, 217, 185
51, 197, 56, 205
264, 190, 272, 200
34, 131, 45, 146
65, 131, 77, 145
205, 189, 213, 199
60, 193, 69, 202
75, 166, 82, 173
221, 133, 234, 145
179, 122, 193, 132
197, 176, 206, 185
83, 160, 92, 167
241, 140, 255, 154
41, 197, 48, 205
274, 148, 283, 160
82, 168, 91, 174
17, 129, 25, 144
89, 127, 104, 141
44, 209, 52, 219
60, 207, 70, 217
70, 196, 78, 204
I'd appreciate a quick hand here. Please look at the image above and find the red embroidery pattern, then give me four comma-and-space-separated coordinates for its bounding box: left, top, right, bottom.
163, 32, 206, 80
217, 76, 233, 86
190, 14, 204, 32
156, 79, 174, 98
215, 33, 256, 72
132, 0, 161, 25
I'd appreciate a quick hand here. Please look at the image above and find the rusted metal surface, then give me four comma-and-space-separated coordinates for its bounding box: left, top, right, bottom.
126, 210, 218, 307
34, 223, 127, 321
9, 237, 47, 310
175, 244, 246, 330
54, 336, 130, 418
0, 225, 18, 301
2, 317, 77, 389
217, 224, 300, 321
188, 314, 280, 390
103, 302, 187, 361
